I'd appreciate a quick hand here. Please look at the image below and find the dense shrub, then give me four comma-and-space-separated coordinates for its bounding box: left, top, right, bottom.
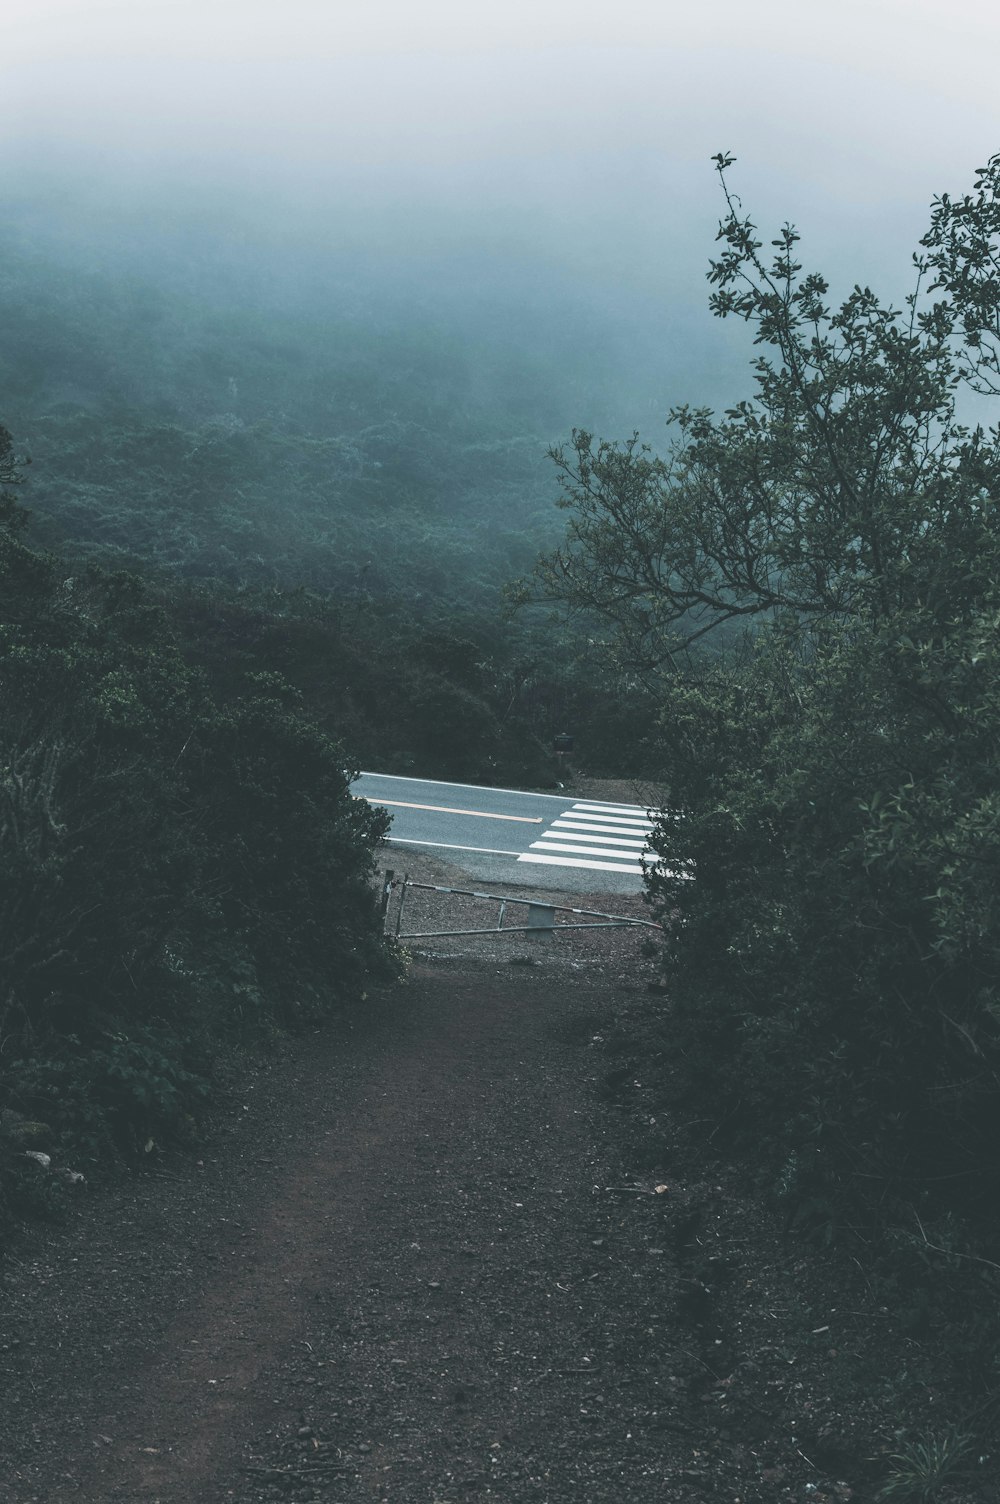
538, 157, 1000, 1270
0, 449, 394, 1196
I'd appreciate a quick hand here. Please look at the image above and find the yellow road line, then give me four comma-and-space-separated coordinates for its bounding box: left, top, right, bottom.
368, 798, 543, 824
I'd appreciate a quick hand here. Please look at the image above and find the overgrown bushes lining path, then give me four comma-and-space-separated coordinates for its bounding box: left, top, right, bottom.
0, 435, 393, 1224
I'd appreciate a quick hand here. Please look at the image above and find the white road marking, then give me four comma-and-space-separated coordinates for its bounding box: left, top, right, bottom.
518, 853, 645, 875
550, 824, 652, 848
543, 830, 651, 849
562, 818, 655, 830
571, 802, 657, 817
530, 841, 652, 861
571, 803, 653, 819
359, 771, 591, 804
574, 806, 652, 818
385, 838, 523, 857
520, 799, 661, 876
369, 798, 542, 823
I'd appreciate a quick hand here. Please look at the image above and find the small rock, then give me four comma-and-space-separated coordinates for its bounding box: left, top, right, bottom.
53, 1167, 85, 1185
24, 1151, 51, 1169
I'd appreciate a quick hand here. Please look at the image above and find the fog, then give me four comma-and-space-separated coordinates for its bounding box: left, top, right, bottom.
1, 1, 998, 594
6, 1, 998, 296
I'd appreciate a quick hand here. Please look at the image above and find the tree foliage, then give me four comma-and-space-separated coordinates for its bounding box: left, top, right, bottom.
537, 155, 999, 665
0, 463, 400, 1211
537, 156, 1000, 1278
921, 154, 1000, 395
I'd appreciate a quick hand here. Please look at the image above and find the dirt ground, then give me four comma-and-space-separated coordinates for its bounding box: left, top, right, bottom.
0, 839, 991, 1502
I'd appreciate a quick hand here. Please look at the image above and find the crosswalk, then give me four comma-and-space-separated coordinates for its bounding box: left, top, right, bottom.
517, 801, 656, 877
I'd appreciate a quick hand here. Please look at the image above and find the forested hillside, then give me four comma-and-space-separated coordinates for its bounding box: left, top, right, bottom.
0, 189, 713, 781
0, 192, 708, 607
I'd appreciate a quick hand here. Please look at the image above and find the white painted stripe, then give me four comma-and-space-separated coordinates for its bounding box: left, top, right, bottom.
385, 838, 522, 857
547, 824, 646, 848
530, 841, 651, 862
518, 853, 645, 875
562, 809, 653, 822
358, 772, 578, 804
556, 830, 652, 842
568, 806, 646, 818
551, 820, 652, 839
543, 830, 652, 849
572, 802, 656, 817
555, 816, 652, 831
371, 798, 542, 823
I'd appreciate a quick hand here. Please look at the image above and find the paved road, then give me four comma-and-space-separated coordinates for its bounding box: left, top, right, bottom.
353, 771, 658, 895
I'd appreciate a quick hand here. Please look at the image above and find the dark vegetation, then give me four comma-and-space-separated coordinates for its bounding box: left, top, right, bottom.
535, 154, 1000, 1427
0, 432, 397, 1219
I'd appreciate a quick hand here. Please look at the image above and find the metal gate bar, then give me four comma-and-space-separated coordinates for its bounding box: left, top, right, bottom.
386, 876, 661, 940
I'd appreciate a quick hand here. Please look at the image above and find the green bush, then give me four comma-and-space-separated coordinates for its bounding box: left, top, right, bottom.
0, 450, 396, 1204
536, 157, 1000, 1267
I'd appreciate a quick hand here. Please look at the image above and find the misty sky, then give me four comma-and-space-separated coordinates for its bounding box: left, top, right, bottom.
3, 0, 1000, 413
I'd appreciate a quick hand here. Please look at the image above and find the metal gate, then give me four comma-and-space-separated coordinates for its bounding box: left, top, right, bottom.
381, 871, 661, 940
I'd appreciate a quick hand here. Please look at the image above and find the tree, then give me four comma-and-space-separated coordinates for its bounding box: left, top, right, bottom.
0, 449, 394, 1183
921, 152, 1000, 395
535, 154, 1000, 670
533, 156, 1000, 1268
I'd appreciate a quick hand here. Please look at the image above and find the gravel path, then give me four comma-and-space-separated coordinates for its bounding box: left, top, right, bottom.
1, 874, 985, 1502
3, 960, 690, 1503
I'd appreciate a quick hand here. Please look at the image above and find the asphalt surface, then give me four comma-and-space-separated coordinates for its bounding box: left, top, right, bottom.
353, 771, 657, 896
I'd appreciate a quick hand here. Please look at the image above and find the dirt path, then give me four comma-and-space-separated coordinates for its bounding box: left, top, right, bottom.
0, 940, 983, 1502
3, 962, 682, 1503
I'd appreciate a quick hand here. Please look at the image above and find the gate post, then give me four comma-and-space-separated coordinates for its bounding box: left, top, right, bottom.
526, 902, 556, 937
381, 869, 395, 923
